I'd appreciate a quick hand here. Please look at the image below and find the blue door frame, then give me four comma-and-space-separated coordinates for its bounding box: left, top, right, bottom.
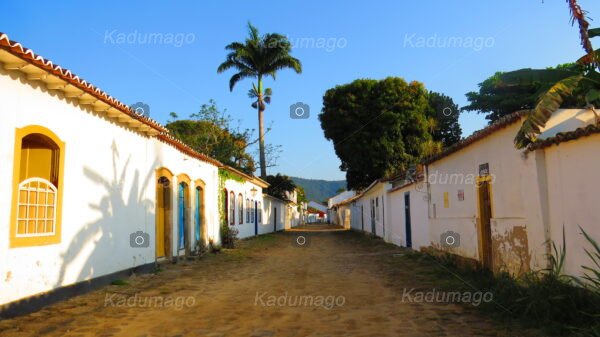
178, 183, 186, 250
254, 201, 258, 236
195, 187, 201, 244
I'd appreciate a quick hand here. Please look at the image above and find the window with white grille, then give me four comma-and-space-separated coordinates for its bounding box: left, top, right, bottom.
16, 178, 57, 237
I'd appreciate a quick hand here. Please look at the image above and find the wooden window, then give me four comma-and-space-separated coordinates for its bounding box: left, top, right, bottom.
11, 126, 65, 247
238, 193, 243, 224
229, 191, 235, 225
258, 201, 262, 223
246, 198, 250, 222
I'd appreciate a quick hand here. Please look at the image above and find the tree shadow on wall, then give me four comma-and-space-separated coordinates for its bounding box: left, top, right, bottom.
54, 140, 158, 289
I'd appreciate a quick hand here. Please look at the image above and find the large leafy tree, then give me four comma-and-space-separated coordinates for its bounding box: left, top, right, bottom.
217, 22, 302, 178
426, 91, 462, 147
264, 174, 297, 201
462, 64, 585, 124
166, 100, 256, 174
319, 77, 433, 190
499, 0, 600, 148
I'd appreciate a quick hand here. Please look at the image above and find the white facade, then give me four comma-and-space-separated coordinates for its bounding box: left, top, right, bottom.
386, 183, 429, 250
355, 181, 390, 237
222, 175, 266, 240
262, 195, 287, 232
0, 66, 223, 306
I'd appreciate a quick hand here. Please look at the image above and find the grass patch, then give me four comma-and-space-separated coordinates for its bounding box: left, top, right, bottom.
110, 279, 129, 286
387, 249, 600, 336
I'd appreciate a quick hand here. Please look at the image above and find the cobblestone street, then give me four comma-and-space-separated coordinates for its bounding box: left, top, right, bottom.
0, 227, 541, 337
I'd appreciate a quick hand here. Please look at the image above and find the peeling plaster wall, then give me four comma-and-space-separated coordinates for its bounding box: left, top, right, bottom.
426, 123, 545, 275
0, 68, 220, 306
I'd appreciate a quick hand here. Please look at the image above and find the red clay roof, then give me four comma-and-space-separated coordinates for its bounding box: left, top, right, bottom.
422, 110, 528, 165
0, 32, 235, 169
528, 124, 600, 150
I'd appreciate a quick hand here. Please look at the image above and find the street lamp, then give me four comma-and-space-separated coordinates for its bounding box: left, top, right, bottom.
251, 187, 258, 198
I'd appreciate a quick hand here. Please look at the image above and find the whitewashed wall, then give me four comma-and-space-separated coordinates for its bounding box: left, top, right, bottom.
387, 184, 429, 250
261, 195, 286, 233
543, 133, 600, 277
222, 178, 264, 240
356, 182, 390, 238
426, 122, 547, 275
0, 68, 220, 306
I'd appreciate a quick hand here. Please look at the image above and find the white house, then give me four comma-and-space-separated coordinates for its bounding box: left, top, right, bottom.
220, 166, 268, 239
385, 175, 429, 250
423, 108, 600, 277
0, 33, 266, 315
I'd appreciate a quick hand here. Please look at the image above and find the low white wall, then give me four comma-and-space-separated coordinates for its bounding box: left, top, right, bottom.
222, 179, 264, 240
387, 184, 429, 250
544, 133, 600, 277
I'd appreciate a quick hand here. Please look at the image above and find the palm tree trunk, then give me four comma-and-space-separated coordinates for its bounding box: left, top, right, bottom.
257, 75, 267, 178
258, 106, 267, 178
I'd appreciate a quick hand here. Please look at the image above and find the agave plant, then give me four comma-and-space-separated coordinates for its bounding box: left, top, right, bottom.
217, 22, 302, 177
497, 0, 600, 149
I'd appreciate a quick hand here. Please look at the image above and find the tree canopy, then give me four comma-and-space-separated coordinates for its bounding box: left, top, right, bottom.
319, 77, 435, 190
264, 174, 297, 201
165, 100, 256, 174
462, 64, 590, 124
426, 91, 462, 147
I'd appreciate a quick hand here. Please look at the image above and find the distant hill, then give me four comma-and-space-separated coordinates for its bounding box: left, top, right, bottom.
290, 176, 346, 203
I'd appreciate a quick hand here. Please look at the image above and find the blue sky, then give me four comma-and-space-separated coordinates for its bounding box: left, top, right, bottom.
2, 0, 598, 180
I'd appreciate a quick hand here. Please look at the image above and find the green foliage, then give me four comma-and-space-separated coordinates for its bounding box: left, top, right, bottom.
426, 91, 462, 147
407, 248, 600, 336
462, 65, 588, 124
217, 22, 302, 177
220, 223, 238, 249
498, 2, 600, 148
264, 174, 296, 201
576, 226, 600, 293
166, 100, 256, 174
290, 177, 346, 202
319, 77, 433, 189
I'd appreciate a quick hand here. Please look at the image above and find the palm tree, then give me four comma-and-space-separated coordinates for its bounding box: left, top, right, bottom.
217, 22, 302, 177
501, 0, 600, 149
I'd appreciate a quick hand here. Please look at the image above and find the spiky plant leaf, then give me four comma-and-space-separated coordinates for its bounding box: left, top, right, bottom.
514, 75, 584, 148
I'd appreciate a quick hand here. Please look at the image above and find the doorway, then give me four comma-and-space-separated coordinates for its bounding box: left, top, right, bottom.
273, 207, 277, 232
177, 182, 190, 255
254, 201, 258, 236
477, 176, 493, 270
370, 199, 376, 234
194, 185, 204, 249
404, 192, 412, 248
156, 175, 172, 259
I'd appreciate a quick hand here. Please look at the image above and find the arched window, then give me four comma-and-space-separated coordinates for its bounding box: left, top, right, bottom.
238, 193, 243, 224
11, 126, 65, 247
229, 191, 235, 225
246, 198, 250, 222
258, 201, 262, 223
250, 200, 254, 223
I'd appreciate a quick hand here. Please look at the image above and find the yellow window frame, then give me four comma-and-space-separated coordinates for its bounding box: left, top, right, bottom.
10, 125, 65, 248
